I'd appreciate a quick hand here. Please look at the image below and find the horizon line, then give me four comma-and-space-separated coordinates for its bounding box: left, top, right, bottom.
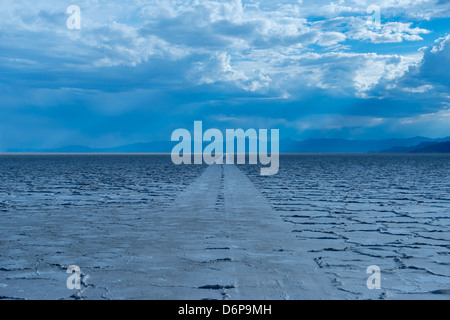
1, 152, 449, 156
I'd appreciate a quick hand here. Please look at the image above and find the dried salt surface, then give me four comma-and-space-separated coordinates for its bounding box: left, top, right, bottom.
0, 155, 206, 300
97, 163, 361, 300
240, 154, 450, 300
1, 154, 449, 300
0, 156, 351, 300
5, 165, 350, 299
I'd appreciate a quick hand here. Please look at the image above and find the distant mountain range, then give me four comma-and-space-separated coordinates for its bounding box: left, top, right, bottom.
380, 141, 450, 153
279, 137, 450, 153
7, 142, 173, 154
6, 136, 450, 154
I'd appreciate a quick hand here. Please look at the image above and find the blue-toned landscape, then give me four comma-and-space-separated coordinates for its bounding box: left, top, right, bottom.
1, 0, 449, 300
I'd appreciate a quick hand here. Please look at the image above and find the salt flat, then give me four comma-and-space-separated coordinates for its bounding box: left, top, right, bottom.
74, 163, 350, 300
241, 154, 450, 300
1, 154, 449, 300
2, 160, 345, 300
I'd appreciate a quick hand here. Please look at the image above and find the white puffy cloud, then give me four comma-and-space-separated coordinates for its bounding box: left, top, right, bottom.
0, 0, 446, 99
348, 20, 431, 43
371, 34, 450, 98
193, 52, 249, 85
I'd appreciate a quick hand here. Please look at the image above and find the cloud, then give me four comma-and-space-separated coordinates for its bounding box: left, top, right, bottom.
0, 0, 449, 148
403, 85, 433, 93
418, 35, 450, 87
192, 52, 248, 84
369, 34, 450, 101
190, 52, 273, 93
349, 21, 431, 43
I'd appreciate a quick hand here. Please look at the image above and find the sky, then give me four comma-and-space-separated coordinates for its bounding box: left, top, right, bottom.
0, 0, 449, 150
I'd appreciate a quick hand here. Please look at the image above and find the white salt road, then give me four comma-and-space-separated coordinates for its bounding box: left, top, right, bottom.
78, 163, 355, 300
